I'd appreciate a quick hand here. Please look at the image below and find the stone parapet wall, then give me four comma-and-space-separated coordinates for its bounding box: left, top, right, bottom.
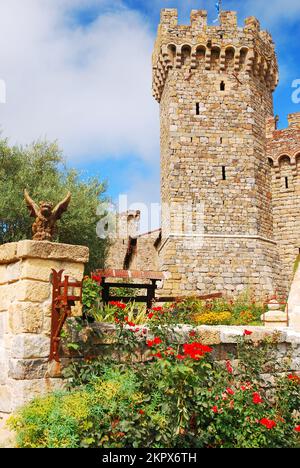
0, 241, 89, 414
62, 324, 300, 381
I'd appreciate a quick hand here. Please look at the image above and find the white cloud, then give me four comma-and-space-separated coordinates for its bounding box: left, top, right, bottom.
0, 0, 159, 162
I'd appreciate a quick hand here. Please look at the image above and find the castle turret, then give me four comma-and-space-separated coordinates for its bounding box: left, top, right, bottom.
153, 10, 281, 297
267, 112, 300, 293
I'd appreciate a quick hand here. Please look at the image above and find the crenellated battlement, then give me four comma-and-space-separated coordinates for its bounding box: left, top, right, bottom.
267, 113, 300, 179
152, 9, 278, 102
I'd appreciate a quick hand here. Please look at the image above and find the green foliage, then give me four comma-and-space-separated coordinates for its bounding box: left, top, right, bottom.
171, 291, 266, 326
8, 369, 142, 448
82, 278, 102, 312
9, 328, 300, 449
0, 138, 108, 272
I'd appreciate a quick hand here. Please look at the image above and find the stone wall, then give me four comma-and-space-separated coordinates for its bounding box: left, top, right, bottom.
63, 323, 300, 382
158, 236, 282, 298
0, 240, 89, 414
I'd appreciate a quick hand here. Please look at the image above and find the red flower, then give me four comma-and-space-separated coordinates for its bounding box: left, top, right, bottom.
176, 354, 185, 360
124, 316, 136, 327
226, 360, 233, 374
139, 409, 145, 415
189, 331, 196, 337
153, 337, 162, 345
91, 275, 101, 282
212, 406, 219, 414
153, 352, 162, 359
240, 385, 247, 391
244, 330, 253, 336
142, 329, 147, 335
259, 418, 276, 430
110, 301, 126, 310
226, 388, 235, 396
253, 392, 263, 405
183, 342, 212, 360
152, 307, 163, 312
146, 340, 154, 347
148, 313, 154, 319
294, 426, 300, 432
288, 374, 300, 383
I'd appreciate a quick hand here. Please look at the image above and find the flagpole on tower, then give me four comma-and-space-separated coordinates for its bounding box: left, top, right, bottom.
213, 0, 222, 24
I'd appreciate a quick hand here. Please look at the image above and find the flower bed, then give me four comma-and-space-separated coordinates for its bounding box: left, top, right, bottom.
8, 309, 300, 448
82, 277, 268, 326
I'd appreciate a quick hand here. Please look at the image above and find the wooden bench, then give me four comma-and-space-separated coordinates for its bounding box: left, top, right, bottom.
95, 269, 166, 309
94, 269, 222, 309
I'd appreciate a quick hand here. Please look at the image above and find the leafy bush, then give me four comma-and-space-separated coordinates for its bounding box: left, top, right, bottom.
9, 328, 300, 449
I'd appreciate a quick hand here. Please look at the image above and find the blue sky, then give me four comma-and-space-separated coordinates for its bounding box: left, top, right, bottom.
0, 0, 299, 228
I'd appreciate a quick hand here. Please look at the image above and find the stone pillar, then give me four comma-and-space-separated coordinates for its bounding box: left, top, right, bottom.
287, 262, 300, 332
261, 299, 287, 329
0, 241, 89, 414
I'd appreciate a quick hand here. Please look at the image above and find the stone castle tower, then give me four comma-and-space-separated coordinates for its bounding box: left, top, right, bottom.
107, 9, 300, 300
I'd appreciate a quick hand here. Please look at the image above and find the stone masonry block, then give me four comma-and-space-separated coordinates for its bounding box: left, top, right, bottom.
6, 262, 21, 283
0, 285, 9, 312
12, 280, 51, 303
195, 326, 221, 345
0, 385, 12, 413
9, 378, 65, 411
8, 303, 44, 334
0, 361, 8, 385
9, 359, 50, 380
20, 259, 84, 283
16, 240, 89, 264
0, 243, 18, 265
0, 265, 7, 285
0, 313, 8, 338
11, 334, 50, 359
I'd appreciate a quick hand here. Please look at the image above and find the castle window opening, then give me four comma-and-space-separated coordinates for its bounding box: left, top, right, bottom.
285, 176, 289, 189
222, 166, 226, 180
220, 137, 223, 144
220, 81, 225, 91
196, 103, 200, 115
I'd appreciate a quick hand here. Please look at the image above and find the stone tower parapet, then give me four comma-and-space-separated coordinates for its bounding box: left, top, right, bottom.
153, 9, 278, 103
